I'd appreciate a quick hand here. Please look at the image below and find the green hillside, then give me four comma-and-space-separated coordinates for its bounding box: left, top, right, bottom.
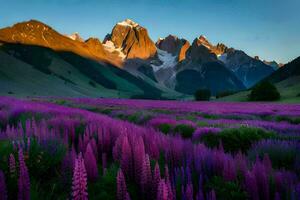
218, 76, 300, 103
0, 43, 181, 99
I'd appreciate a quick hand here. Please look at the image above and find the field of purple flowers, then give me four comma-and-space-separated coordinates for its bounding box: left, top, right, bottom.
0, 97, 300, 200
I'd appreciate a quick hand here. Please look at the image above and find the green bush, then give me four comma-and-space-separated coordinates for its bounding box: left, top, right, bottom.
276, 116, 300, 124
206, 176, 247, 200
194, 89, 211, 101
200, 127, 276, 153
216, 91, 236, 99
158, 123, 172, 134
248, 81, 280, 101
174, 124, 195, 138
88, 164, 118, 200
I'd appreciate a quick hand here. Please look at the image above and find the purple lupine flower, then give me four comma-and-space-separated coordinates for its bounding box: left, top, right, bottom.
207, 190, 216, 200
121, 136, 132, 178
252, 160, 269, 200
166, 178, 174, 200
262, 154, 272, 174
185, 184, 193, 200
274, 192, 280, 200
156, 179, 169, 200
84, 143, 98, 181
18, 149, 30, 200
133, 136, 145, 184
61, 147, 76, 183
153, 162, 161, 198
141, 154, 151, 195
9, 153, 16, 177
244, 171, 259, 200
72, 153, 88, 200
222, 157, 236, 181
196, 186, 205, 200
192, 127, 221, 140
117, 169, 130, 200
0, 170, 7, 200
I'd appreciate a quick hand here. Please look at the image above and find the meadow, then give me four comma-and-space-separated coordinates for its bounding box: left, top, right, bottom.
0, 97, 299, 200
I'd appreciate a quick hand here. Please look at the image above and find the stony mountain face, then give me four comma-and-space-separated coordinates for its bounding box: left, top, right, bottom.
193, 35, 228, 55
178, 40, 190, 62
220, 49, 275, 87
265, 56, 300, 83
103, 19, 157, 60
263, 60, 284, 70
0, 19, 283, 98
66, 32, 84, 42
149, 35, 246, 95
0, 20, 113, 64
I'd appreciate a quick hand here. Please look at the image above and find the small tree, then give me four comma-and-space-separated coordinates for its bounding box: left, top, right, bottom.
194, 89, 211, 101
249, 81, 280, 101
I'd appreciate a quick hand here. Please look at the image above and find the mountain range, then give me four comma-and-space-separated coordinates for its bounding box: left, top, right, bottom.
0, 19, 294, 99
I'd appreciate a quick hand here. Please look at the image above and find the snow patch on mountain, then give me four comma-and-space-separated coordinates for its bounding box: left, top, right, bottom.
103, 40, 126, 59
217, 53, 227, 63
117, 19, 139, 28
66, 32, 84, 42
151, 49, 177, 72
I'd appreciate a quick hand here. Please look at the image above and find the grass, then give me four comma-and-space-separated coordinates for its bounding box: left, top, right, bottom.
217, 76, 300, 103
200, 127, 277, 153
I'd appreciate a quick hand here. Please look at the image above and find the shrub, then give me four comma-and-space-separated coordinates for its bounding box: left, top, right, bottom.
194, 89, 211, 101
248, 81, 280, 101
174, 124, 195, 138
216, 91, 236, 99
158, 123, 172, 134
275, 116, 300, 124
205, 176, 247, 200
248, 140, 300, 171
89, 80, 97, 88
200, 127, 276, 153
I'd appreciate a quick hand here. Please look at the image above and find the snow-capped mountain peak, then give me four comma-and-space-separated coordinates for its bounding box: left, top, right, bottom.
66, 32, 84, 42
117, 19, 139, 28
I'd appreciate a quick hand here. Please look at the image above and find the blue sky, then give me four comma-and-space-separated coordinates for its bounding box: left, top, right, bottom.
1, 0, 299, 63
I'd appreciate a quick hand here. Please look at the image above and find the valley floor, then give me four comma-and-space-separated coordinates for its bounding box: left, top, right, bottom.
0, 96, 299, 199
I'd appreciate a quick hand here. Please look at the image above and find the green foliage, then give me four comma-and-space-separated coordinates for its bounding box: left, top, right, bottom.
88, 164, 118, 200
194, 89, 211, 101
248, 141, 299, 171
158, 123, 172, 134
0, 140, 14, 170
174, 124, 195, 138
27, 138, 66, 178
202, 114, 219, 119
249, 81, 280, 101
89, 80, 97, 88
201, 127, 276, 153
30, 177, 68, 200
216, 91, 236, 99
206, 176, 247, 200
275, 115, 300, 124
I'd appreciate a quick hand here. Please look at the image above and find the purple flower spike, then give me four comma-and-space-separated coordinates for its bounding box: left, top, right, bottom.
84, 143, 98, 181
9, 153, 16, 177
18, 149, 30, 200
156, 179, 169, 200
117, 169, 130, 200
72, 153, 88, 200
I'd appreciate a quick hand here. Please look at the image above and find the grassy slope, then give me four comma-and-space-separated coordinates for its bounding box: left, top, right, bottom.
218, 76, 300, 103
0, 43, 184, 99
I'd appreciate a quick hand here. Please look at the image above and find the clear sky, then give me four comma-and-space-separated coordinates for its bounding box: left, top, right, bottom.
1, 0, 299, 63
